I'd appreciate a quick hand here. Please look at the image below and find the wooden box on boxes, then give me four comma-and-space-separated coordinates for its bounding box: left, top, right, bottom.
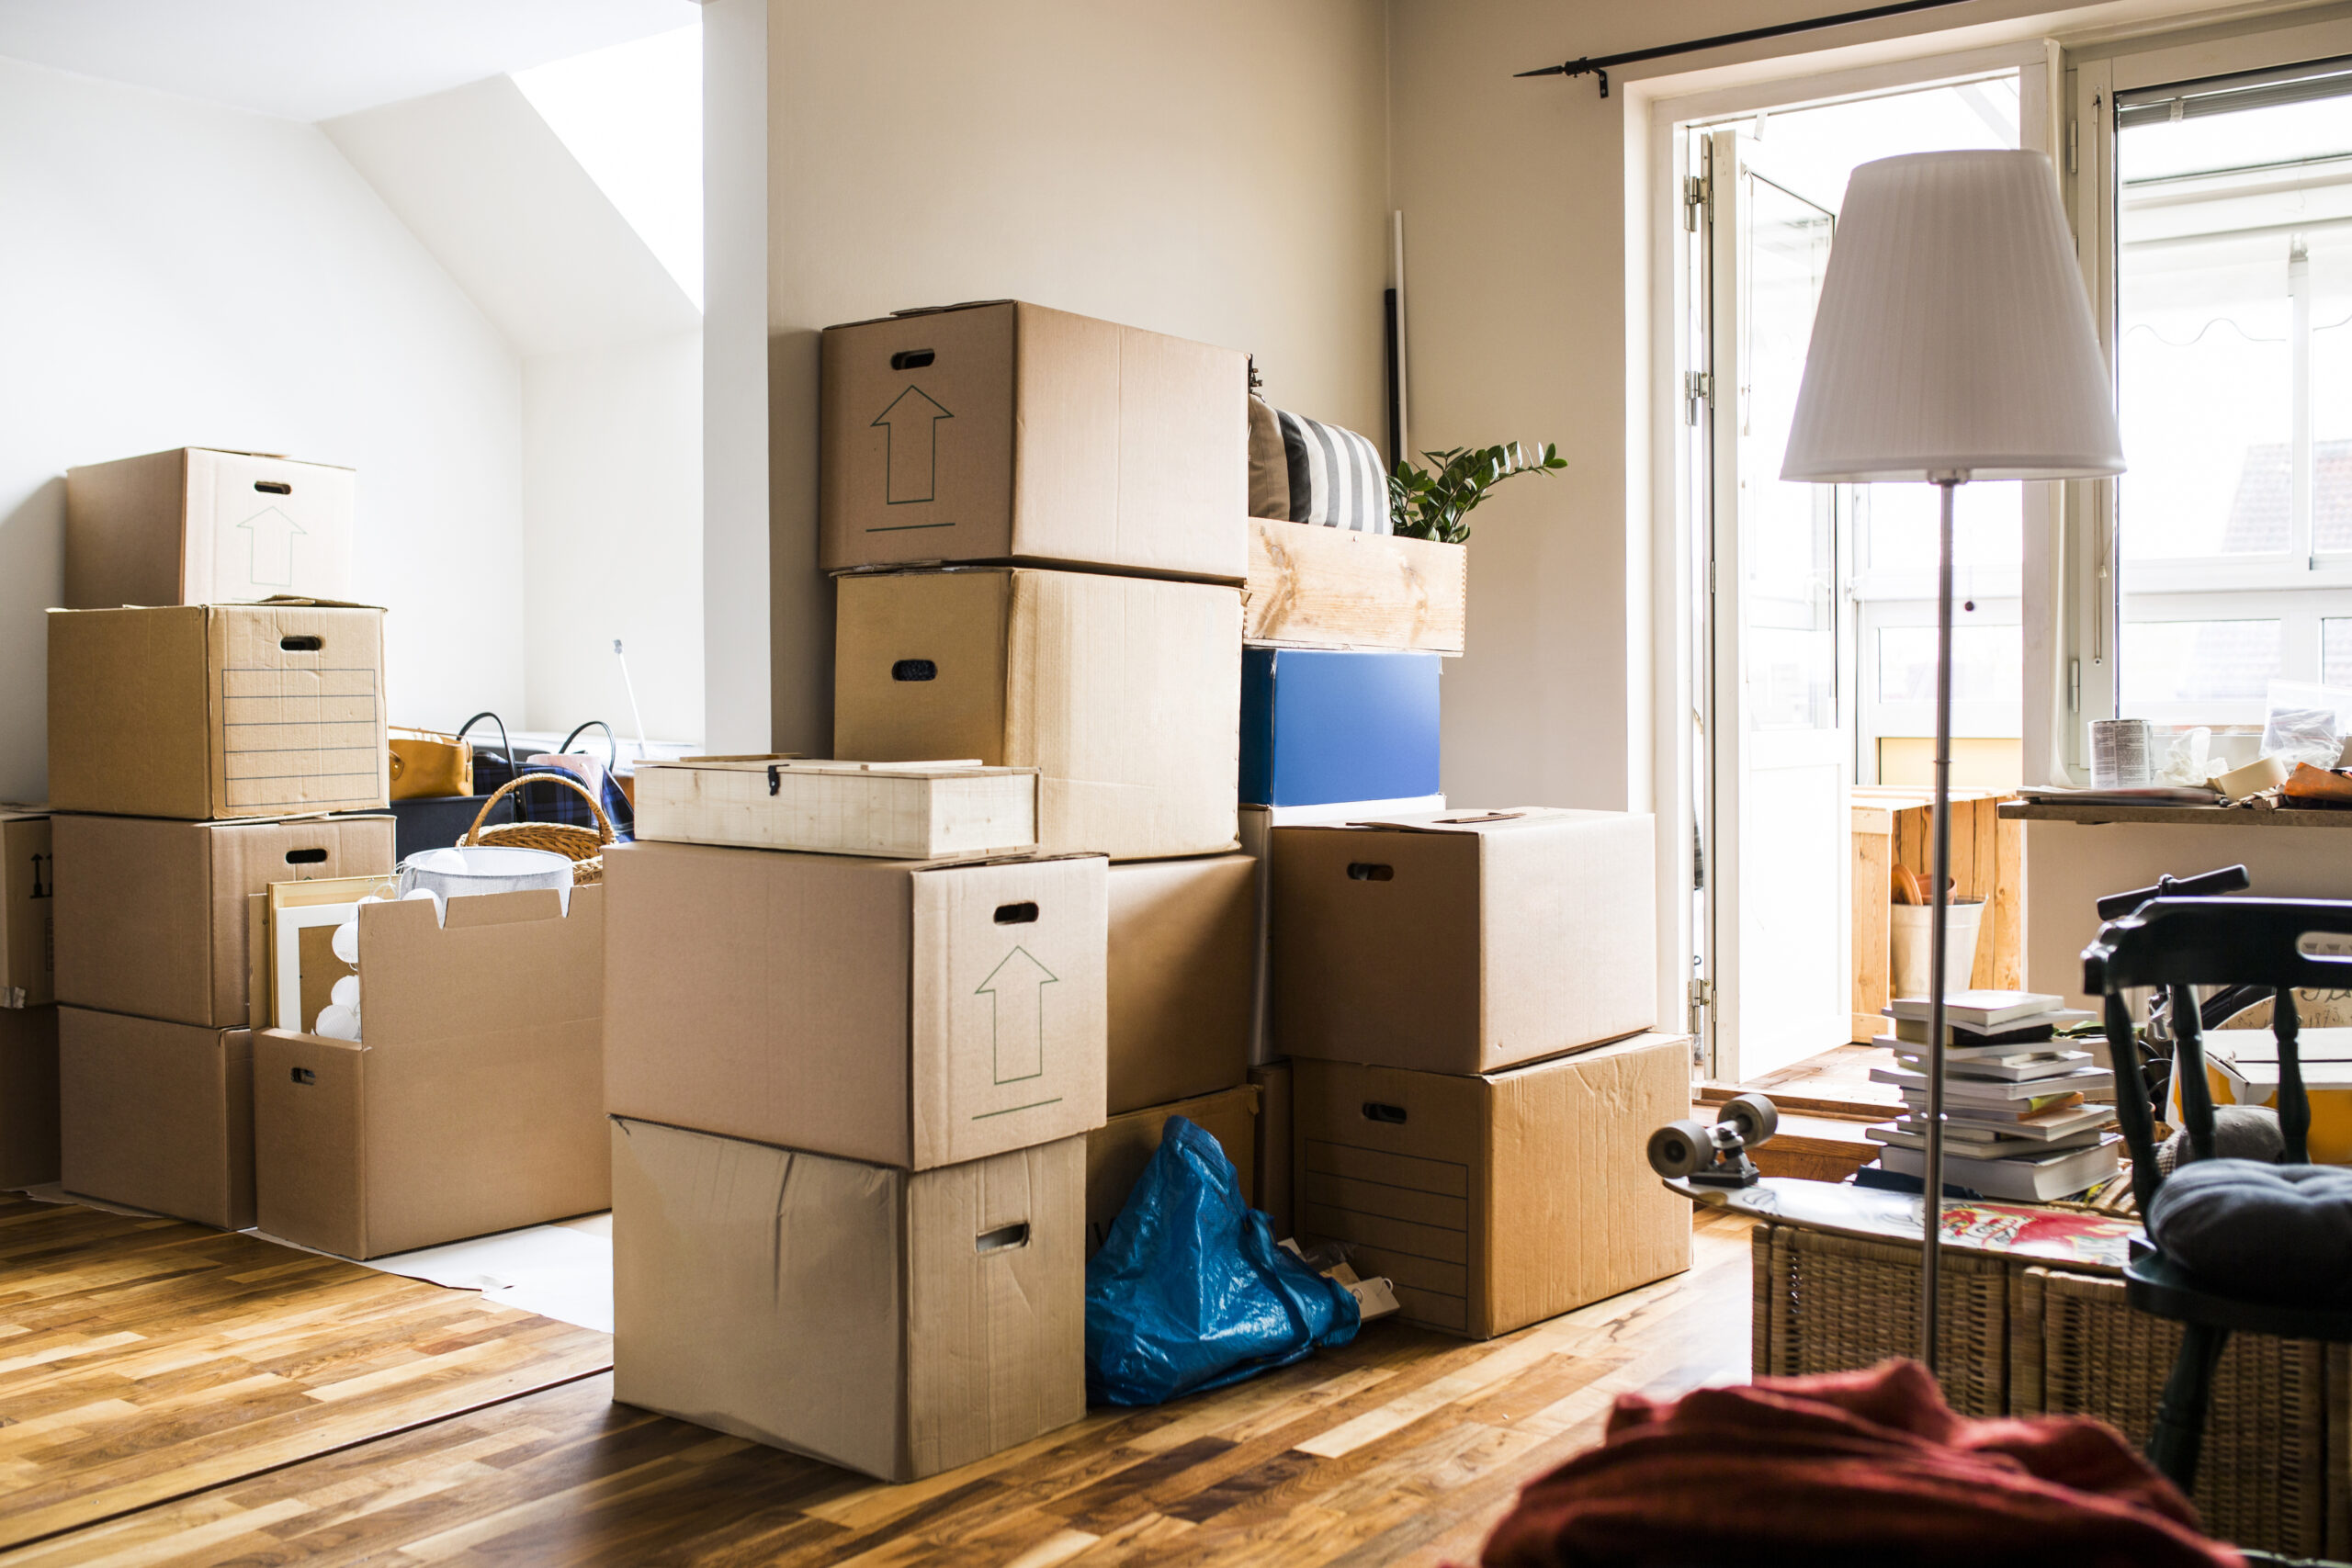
1243, 519, 1466, 654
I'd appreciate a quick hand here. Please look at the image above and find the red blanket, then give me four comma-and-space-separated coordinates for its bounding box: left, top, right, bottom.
1479, 1359, 2240, 1568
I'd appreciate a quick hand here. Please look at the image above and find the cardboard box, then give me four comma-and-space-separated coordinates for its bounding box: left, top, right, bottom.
1107, 854, 1254, 1114
1, 810, 54, 1008
1240, 648, 1442, 807
66, 447, 356, 609
1250, 1058, 1293, 1236
250, 884, 604, 1257
0, 1005, 60, 1189
634, 756, 1039, 860
605, 839, 1106, 1169
1272, 808, 1656, 1075
612, 1117, 1085, 1482
49, 601, 389, 820
2186, 1026, 2352, 1165
1085, 1083, 1259, 1254
1293, 1033, 1691, 1338
1243, 519, 1467, 653
54, 813, 394, 1028
835, 567, 1241, 860
60, 1007, 253, 1229
820, 301, 1246, 581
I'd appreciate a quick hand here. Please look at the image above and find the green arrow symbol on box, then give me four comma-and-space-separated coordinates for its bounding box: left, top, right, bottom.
977, 945, 1055, 1086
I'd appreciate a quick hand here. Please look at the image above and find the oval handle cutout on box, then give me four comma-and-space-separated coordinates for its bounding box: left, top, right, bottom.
285, 848, 328, 865
976, 1222, 1030, 1254
1346, 863, 1394, 882
994, 901, 1039, 925
254, 479, 293, 495
280, 635, 322, 651
291, 1066, 316, 1085
890, 349, 936, 370
1362, 1102, 1408, 1124
892, 659, 937, 682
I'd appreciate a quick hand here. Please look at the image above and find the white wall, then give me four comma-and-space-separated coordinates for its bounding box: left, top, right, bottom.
756, 0, 1393, 752
0, 55, 525, 801
522, 331, 704, 740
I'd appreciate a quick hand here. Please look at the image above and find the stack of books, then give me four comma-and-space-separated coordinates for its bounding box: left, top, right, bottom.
1864, 989, 2122, 1202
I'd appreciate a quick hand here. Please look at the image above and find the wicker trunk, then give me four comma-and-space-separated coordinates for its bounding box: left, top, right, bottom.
1750, 1222, 2008, 1416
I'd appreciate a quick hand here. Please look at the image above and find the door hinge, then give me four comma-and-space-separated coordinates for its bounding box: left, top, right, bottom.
2068, 657, 2082, 715
2066, 117, 2079, 176
1687, 977, 1715, 1032
1683, 370, 1713, 426
1683, 173, 1712, 232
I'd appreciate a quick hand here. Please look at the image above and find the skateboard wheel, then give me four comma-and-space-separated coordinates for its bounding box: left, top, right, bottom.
1647, 1119, 1711, 1179
1722, 1092, 1780, 1146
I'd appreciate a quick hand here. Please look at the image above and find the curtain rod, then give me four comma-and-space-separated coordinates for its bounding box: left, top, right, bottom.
1517, 0, 1977, 97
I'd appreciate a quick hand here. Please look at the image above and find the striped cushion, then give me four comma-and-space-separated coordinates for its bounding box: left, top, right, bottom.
1276, 410, 1390, 534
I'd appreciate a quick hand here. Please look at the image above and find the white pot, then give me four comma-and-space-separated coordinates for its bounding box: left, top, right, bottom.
1889, 898, 1985, 1002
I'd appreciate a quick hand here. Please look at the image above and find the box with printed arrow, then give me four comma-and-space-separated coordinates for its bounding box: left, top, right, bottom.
65, 446, 354, 609
602, 837, 1107, 1170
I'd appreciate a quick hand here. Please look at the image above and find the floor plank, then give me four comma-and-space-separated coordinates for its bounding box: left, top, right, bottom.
0, 1194, 613, 1552
5, 1204, 1756, 1566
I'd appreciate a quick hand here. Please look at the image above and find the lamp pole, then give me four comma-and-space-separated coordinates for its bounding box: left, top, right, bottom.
1919, 471, 1962, 1374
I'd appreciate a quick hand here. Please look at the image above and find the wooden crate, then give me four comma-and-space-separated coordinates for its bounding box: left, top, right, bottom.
1241, 519, 1466, 654
1849, 788, 2023, 1043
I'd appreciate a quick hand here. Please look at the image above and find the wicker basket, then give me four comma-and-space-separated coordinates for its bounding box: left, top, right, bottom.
460, 773, 615, 886
1751, 1221, 2009, 1417
2013, 1266, 2328, 1556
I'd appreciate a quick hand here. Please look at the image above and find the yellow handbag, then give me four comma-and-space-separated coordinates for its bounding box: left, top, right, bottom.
388, 725, 473, 800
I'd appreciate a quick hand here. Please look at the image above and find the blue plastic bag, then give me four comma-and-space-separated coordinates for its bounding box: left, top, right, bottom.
1085, 1116, 1361, 1406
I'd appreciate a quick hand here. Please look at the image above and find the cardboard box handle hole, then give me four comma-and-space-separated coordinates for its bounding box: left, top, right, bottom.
254, 479, 293, 494
285, 847, 328, 865
892, 659, 937, 682
1346, 863, 1394, 882
976, 1222, 1029, 1254
291, 1067, 316, 1085
994, 901, 1038, 925
889, 349, 936, 370
280, 635, 322, 651
1362, 1101, 1408, 1124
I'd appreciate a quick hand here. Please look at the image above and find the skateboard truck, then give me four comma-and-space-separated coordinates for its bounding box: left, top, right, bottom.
1647, 1093, 1780, 1190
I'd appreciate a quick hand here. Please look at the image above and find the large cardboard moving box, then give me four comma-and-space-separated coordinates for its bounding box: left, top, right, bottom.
49, 602, 389, 820
1107, 854, 1254, 1114
835, 567, 1240, 860
66, 447, 356, 609
61, 1008, 253, 1230
605, 840, 1106, 1169
1293, 1033, 1691, 1338
55, 813, 393, 1028
0, 1005, 60, 1189
1240, 648, 1441, 807
253, 885, 606, 1258
820, 301, 1245, 581
1085, 1083, 1258, 1254
1, 810, 53, 1009
1272, 809, 1656, 1075
613, 1117, 1085, 1482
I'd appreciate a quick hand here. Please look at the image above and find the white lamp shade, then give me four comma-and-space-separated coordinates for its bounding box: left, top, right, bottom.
1781, 150, 2124, 484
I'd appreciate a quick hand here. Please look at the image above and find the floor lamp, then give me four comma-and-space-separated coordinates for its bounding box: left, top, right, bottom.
1780, 151, 2124, 1372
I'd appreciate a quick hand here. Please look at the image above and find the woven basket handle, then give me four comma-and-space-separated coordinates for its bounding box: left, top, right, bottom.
465, 772, 616, 847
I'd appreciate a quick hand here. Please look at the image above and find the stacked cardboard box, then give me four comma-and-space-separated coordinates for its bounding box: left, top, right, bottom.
46, 573, 393, 1230
0, 807, 59, 1188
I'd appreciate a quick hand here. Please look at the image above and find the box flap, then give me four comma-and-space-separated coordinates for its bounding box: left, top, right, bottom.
1341, 807, 1581, 834
359, 885, 601, 1049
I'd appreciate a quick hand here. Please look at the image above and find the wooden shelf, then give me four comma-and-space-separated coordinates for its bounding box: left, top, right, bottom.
2000, 801, 2352, 829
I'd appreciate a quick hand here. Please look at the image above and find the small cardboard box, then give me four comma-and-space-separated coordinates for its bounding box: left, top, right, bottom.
1272, 808, 1656, 1075
54, 813, 394, 1028
1240, 648, 1442, 807
1243, 519, 1467, 654
835, 567, 1240, 860
1, 810, 54, 1008
1107, 854, 1254, 1114
1085, 1083, 1259, 1255
634, 756, 1039, 860
820, 301, 1246, 581
60, 1007, 253, 1230
2188, 1027, 2352, 1165
1250, 1058, 1293, 1236
612, 1116, 1085, 1483
1293, 1033, 1692, 1338
66, 447, 356, 609
49, 601, 389, 820
252, 886, 606, 1259
0, 1004, 61, 1189
605, 839, 1106, 1169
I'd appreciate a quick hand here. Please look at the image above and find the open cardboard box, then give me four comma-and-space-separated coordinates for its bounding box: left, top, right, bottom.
253, 885, 606, 1258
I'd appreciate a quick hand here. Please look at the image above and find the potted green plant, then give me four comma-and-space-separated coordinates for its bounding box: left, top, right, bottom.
1387, 441, 1566, 544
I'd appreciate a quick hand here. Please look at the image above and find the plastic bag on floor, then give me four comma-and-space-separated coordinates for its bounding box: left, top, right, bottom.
1085, 1116, 1361, 1406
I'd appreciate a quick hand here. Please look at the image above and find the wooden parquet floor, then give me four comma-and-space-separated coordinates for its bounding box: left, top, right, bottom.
0, 1197, 1756, 1567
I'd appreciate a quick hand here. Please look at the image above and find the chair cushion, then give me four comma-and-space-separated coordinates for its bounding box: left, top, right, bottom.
2147, 1159, 2352, 1305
